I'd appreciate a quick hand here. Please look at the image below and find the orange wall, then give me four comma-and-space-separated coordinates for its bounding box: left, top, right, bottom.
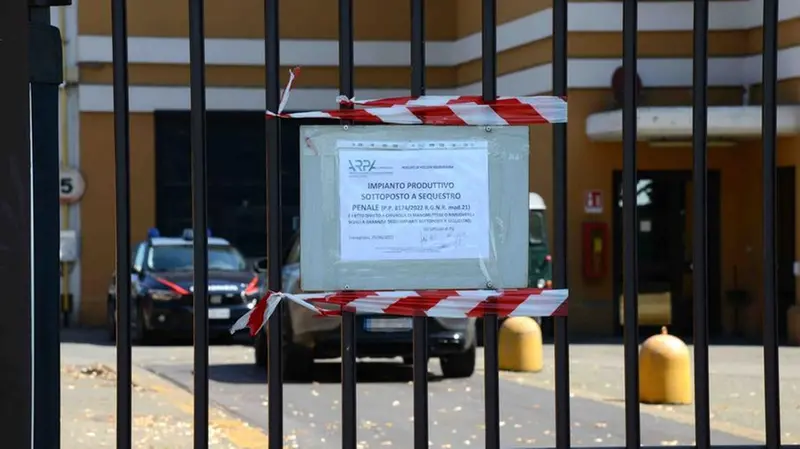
78, 0, 459, 40
79, 113, 156, 325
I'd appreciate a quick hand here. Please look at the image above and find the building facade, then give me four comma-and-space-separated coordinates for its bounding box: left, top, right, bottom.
55, 0, 800, 342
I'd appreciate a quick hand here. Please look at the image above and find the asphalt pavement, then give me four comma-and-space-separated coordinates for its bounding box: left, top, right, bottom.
61, 329, 799, 449
60, 361, 254, 448
147, 357, 751, 449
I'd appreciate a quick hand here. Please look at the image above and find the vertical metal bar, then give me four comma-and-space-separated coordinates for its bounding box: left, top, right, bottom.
110, 0, 133, 444
264, 0, 284, 447
339, 0, 357, 448
410, 1, 429, 448
761, 1, 781, 448
29, 6, 63, 449
480, 1, 500, 449
338, 0, 354, 101
691, 2, 711, 449
188, 0, 209, 446
621, 1, 641, 448
0, 0, 32, 446
410, 0, 426, 95
551, 1, 571, 448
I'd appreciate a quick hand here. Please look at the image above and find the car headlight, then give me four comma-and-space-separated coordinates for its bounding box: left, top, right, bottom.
150, 289, 181, 301
241, 290, 256, 300
536, 278, 546, 288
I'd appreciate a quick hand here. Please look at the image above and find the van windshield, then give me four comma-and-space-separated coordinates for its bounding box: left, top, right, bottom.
529, 210, 546, 245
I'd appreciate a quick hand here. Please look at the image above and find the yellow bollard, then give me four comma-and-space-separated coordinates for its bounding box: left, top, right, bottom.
498, 317, 543, 372
639, 326, 692, 405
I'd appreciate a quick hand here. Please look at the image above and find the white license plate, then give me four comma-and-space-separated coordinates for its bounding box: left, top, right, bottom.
208, 308, 230, 320
365, 318, 412, 332
209, 295, 223, 305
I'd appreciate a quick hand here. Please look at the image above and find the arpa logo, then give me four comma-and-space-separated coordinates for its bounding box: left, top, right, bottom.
348, 159, 376, 173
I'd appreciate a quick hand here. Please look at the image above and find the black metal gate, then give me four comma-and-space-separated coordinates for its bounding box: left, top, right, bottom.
0, 0, 793, 448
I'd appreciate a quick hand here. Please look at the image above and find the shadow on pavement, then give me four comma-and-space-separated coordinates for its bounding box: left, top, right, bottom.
60, 328, 115, 346
60, 327, 252, 347
207, 360, 443, 385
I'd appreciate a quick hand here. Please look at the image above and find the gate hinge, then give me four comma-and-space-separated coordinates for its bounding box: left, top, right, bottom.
28, 22, 63, 85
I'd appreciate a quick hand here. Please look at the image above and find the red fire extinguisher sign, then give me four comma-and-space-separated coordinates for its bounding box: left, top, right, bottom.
584, 190, 603, 214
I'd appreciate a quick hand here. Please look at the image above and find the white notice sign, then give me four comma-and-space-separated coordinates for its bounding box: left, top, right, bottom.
338, 141, 490, 262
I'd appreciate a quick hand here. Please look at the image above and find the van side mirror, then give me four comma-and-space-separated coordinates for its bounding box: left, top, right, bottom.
132, 267, 144, 279
253, 258, 268, 273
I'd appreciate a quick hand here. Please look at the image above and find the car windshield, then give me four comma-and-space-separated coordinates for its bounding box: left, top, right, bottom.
147, 244, 247, 272
529, 210, 546, 245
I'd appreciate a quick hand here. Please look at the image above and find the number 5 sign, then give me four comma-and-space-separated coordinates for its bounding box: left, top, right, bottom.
60, 166, 86, 204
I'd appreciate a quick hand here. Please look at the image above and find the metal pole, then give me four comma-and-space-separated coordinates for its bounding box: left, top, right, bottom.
410, 0, 426, 94
480, 1, 499, 449
551, 1, 570, 447
0, 0, 32, 446
621, 0, 641, 448
110, 0, 133, 443
339, 1, 357, 448
188, 0, 210, 445
29, 6, 63, 448
264, 1, 284, 448
761, 1, 781, 448
691, 2, 711, 449
410, 1, 428, 448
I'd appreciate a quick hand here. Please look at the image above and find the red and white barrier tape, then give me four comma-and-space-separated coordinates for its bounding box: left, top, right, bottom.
336, 94, 567, 108
276, 67, 300, 115
230, 291, 319, 337
265, 68, 567, 125
230, 288, 568, 337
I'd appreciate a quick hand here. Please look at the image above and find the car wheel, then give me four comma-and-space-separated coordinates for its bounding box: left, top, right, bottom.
107, 301, 117, 342
284, 344, 314, 382
257, 316, 315, 382
440, 344, 476, 379
262, 336, 314, 382
403, 355, 429, 366
254, 331, 267, 367
475, 318, 485, 346
132, 306, 151, 345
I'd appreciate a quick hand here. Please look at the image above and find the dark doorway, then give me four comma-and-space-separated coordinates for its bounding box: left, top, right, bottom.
777, 167, 795, 342
612, 170, 722, 338
154, 112, 330, 260
155, 111, 268, 259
